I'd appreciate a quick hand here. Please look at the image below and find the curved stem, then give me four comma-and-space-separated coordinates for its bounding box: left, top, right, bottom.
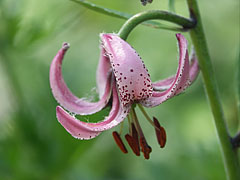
118, 10, 196, 40
186, 0, 240, 179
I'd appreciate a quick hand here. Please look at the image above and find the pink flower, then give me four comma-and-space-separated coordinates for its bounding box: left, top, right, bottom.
50, 33, 199, 159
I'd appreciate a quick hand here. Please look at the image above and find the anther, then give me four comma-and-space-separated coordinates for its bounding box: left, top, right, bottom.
131, 123, 139, 149
153, 117, 167, 148
131, 108, 152, 159
125, 134, 140, 156
125, 123, 140, 156
112, 131, 128, 154
140, 137, 152, 159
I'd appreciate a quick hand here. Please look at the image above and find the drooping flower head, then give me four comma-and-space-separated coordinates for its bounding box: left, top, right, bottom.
50, 33, 199, 159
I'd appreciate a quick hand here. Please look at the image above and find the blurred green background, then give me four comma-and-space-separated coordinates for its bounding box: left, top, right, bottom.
0, 0, 239, 179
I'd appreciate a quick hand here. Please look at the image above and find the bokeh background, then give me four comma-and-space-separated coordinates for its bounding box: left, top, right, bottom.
0, 0, 239, 179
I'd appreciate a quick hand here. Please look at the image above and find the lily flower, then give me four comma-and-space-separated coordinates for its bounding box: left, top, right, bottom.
50, 33, 199, 159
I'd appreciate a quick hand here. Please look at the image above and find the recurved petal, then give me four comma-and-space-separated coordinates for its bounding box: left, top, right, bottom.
152, 49, 199, 91
141, 34, 190, 107
56, 106, 101, 139
96, 47, 111, 98
101, 33, 153, 106
56, 81, 130, 140
50, 43, 112, 115
152, 76, 175, 91
173, 49, 199, 95
188, 50, 199, 84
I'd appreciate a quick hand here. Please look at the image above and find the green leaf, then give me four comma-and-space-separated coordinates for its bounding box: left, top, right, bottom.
70, 0, 182, 31
71, 0, 130, 20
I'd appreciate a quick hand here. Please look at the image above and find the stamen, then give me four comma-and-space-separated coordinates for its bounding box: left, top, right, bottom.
131, 108, 152, 159
127, 115, 132, 135
138, 104, 160, 130
126, 115, 140, 156
112, 131, 128, 154
131, 123, 139, 150
125, 134, 140, 156
153, 117, 167, 148
119, 122, 124, 135
140, 137, 152, 159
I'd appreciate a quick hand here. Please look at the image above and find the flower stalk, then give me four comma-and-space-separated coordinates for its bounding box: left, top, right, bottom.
186, 1, 240, 179
118, 10, 196, 40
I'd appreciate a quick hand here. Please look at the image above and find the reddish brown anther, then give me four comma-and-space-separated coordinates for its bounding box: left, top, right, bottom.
131, 123, 140, 150
125, 134, 140, 156
140, 137, 152, 159
112, 131, 128, 154
153, 117, 167, 148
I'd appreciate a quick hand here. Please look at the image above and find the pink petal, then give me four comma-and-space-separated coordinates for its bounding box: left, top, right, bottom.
96, 47, 111, 98
141, 34, 190, 107
101, 33, 153, 105
152, 76, 175, 91
50, 43, 112, 115
188, 50, 199, 83
56, 81, 130, 140
56, 106, 101, 139
152, 50, 199, 91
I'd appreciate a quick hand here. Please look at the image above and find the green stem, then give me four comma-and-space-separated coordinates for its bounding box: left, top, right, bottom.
71, 0, 182, 31
186, 0, 240, 179
118, 10, 195, 40
237, 45, 240, 129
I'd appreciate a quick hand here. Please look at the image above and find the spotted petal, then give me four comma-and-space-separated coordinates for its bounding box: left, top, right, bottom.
141, 34, 190, 107
50, 43, 112, 115
56, 81, 130, 140
101, 33, 153, 105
